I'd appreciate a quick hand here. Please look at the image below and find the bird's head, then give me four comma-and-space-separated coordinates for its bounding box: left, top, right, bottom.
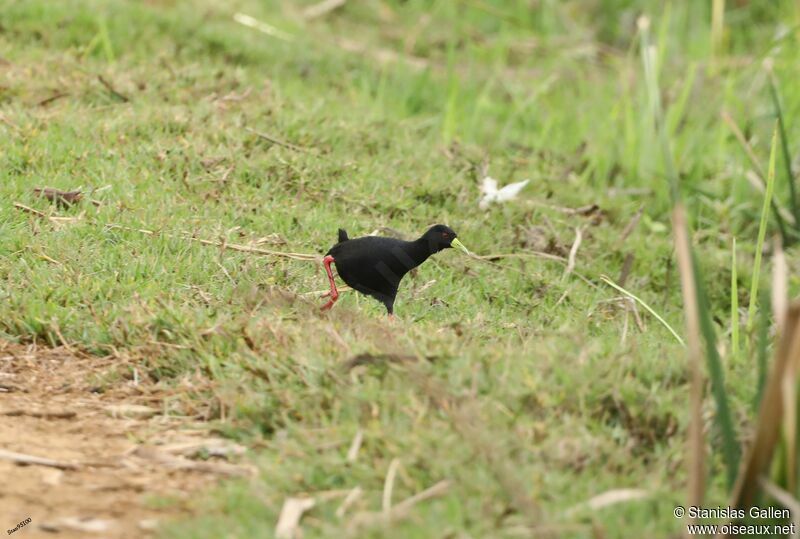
422, 224, 470, 255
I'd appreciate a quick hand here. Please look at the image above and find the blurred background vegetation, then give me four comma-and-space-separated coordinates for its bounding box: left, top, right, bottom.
2, 0, 800, 537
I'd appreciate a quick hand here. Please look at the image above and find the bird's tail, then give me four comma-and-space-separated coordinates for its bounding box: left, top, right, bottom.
337, 228, 349, 243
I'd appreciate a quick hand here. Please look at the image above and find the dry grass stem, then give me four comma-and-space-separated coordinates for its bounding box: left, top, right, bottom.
131, 446, 255, 477
729, 302, 800, 510
472, 251, 566, 263
303, 0, 346, 20
14, 202, 47, 218
346, 429, 363, 463
246, 127, 314, 153
0, 448, 78, 470
600, 275, 684, 346
104, 224, 318, 261
382, 458, 401, 513
671, 204, 706, 521
2, 409, 76, 419
97, 75, 130, 102
773, 236, 788, 334
275, 497, 316, 539
562, 226, 584, 282
349, 480, 450, 529
335, 486, 363, 519
233, 13, 293, 41
759, 478, 800, 539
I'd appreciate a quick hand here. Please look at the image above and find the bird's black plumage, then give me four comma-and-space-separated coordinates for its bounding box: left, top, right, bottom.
321, 224, 467, 314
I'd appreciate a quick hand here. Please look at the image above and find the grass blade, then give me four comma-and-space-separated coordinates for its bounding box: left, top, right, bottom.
692, 249, 740, 488
666, 64, 697, 137
97, 15, 115, 63
600, 276, 684, 346
754, 291, 771, 411
768, 72, 800, 229
746, 125, 779, 347
721, 111, 793, 245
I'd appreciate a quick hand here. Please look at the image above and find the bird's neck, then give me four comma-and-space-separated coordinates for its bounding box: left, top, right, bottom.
405, 237, 435, 267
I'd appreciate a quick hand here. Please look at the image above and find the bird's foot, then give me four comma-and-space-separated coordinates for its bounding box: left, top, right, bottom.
320, 292, 339, 311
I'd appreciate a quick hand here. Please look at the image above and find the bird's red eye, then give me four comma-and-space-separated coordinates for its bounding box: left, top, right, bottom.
442, 232, 449, 238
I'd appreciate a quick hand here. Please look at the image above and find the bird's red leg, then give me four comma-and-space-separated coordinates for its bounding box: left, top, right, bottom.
320, 255, 339, 311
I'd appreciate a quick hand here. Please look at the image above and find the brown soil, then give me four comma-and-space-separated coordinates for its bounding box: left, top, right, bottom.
0, 340, 246, 539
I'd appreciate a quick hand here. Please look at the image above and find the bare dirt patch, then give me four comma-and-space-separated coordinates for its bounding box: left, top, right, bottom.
0, 340, 248, 538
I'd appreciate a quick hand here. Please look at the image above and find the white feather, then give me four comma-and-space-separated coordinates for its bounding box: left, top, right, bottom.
495, 179, 529, 201
480, 176, 498, 195
479, 177, 529, 209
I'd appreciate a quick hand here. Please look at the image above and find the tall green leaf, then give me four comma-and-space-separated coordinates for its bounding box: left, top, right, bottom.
746, 126, 779, 347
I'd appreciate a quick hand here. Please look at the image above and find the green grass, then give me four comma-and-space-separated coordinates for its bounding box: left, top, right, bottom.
1, 0, 800, 537
746, 125, 779, 348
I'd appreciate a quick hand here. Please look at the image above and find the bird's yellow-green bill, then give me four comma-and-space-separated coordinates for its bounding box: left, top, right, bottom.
451, 238, 470, 255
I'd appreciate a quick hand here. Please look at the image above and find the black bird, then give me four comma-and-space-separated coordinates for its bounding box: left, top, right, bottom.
320, 224, 469, 315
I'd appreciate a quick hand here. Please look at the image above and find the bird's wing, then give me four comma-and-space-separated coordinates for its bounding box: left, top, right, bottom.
495, 179, 529, 201
338, 228, 349, 243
